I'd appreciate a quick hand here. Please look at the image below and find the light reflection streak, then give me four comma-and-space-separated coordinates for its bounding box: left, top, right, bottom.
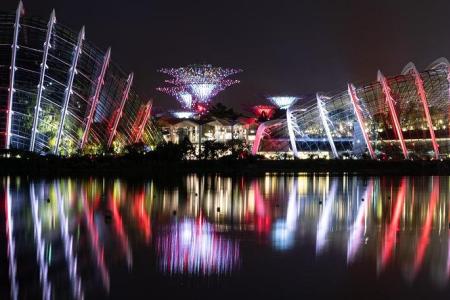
412, 177, 440, 278
30, 183, 51, 300
253, 181, 271, 234
81, 189, 110, 292
156, 217, 239, 275
56, 184, 84, 300
272, 179, 298, 250
109, 191, 133, 268
132, 189, 151, 243
379, 177, 407, 272
347, 179, 374, 264
4, 175, 450, 293
316, 179, 339, 254
6, 178, 19, 300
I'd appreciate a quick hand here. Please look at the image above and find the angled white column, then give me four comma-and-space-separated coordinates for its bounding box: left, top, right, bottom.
317, 93, 339, 158
80, 47, 111, 150
107, 73, 133, 148
5, 1, 24, 149
286, 107, 300, 158
54, 27, 85, 154
402, 62, 439, 159
377, 71, 408, 159
347, 83, 376, 159
30, 11, 56, 152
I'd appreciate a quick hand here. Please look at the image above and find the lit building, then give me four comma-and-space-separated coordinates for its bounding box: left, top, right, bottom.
253, 60, 450, 160
0, 3, 162, 155
157, 114, 257, 150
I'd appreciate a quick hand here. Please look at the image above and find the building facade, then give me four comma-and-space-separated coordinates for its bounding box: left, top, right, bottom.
0, 3, 162, 155
253, 60, 450, 160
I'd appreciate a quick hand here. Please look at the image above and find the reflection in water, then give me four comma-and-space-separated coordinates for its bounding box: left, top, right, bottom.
347, 179, 373, 264
156, 217, 239, 275
1, 175, 450, 298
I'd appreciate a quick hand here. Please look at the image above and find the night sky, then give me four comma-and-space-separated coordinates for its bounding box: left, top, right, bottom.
4, 0, 450, 113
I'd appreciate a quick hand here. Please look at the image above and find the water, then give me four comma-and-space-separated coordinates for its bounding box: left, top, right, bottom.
1, 175, 449, 299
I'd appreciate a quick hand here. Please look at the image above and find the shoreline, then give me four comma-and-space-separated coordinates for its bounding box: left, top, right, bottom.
2, 156, 450, 177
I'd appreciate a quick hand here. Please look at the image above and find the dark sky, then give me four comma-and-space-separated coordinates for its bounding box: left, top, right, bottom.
4, 0, 450, 113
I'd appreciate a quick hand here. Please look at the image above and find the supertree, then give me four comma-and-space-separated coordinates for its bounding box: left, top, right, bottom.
157, 64, 241, 113
267, 96, 299, 110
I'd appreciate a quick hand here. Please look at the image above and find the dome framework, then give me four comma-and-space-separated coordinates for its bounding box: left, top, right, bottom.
0, 2, 162, 155
253, 60, 450, 160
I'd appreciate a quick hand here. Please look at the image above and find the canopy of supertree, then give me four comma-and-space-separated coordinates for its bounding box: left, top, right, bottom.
157, 64, 241, 111
268, 96, 299, 109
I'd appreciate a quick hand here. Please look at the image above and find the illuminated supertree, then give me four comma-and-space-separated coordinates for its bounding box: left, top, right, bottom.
252, 105, 276, 121
157, 64, 241, 113
268, 96, 299, 110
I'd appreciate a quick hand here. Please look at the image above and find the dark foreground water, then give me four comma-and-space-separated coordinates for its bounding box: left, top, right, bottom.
1, 175, 450, 299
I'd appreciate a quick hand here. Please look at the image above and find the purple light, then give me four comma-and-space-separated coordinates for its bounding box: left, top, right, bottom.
156, 218, 239, 275
157, 64, 241, 110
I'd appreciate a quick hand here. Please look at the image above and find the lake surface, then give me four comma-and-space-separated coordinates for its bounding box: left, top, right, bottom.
1, 174, 450, 299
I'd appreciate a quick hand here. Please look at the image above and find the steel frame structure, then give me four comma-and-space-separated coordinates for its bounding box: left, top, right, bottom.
401, 62, 439, 159
0, 4, 162, 155
30, 11, 56, 152
5, 1, 23, 149
80, 47, 111, 150
53, 27, 85, 154
377, 71, 409, 159
132, 101, 153, 144
317, 93, 339, 158
347, 83, 376, 159
107, 73, 133, 148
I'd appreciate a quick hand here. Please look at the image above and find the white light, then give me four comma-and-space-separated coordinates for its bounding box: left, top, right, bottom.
190, 83, 216, 102
178, 92, 193, 108
172, 111, 195, 119
268, 96, 298, 109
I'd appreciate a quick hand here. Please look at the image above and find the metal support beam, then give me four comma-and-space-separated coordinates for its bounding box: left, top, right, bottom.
286, 107, 300, 158
347, 83, 376, 159
132, 100, 152, 144
317, 93, 339, 158
107, 73, 133, 148
402, 63, 439, 159
30, 10, 56, 152
80, 47, 111, 150
252, 123, 267, 155
377, 71, 408, 159
53, 27, 85, 154
5, 1, 24, 149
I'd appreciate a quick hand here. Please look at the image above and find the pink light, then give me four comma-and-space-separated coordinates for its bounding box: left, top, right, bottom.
80, 48, 111, 149
133, 189, 151, 243
377, 71, 408, 159
81, 190, 110, 291
380, 178, 407, 271
109, 192, 133, 267
405, 65, 440, 159
107, 73, 133, 148
132, 101, 152, 144
412, 177, 439, 277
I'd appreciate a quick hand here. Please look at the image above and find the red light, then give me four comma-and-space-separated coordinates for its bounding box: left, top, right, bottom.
252, 105, 275, 120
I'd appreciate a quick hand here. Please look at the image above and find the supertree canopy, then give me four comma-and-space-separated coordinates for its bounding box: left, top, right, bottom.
268, 96, 299, 109
157, 64, 241, 112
